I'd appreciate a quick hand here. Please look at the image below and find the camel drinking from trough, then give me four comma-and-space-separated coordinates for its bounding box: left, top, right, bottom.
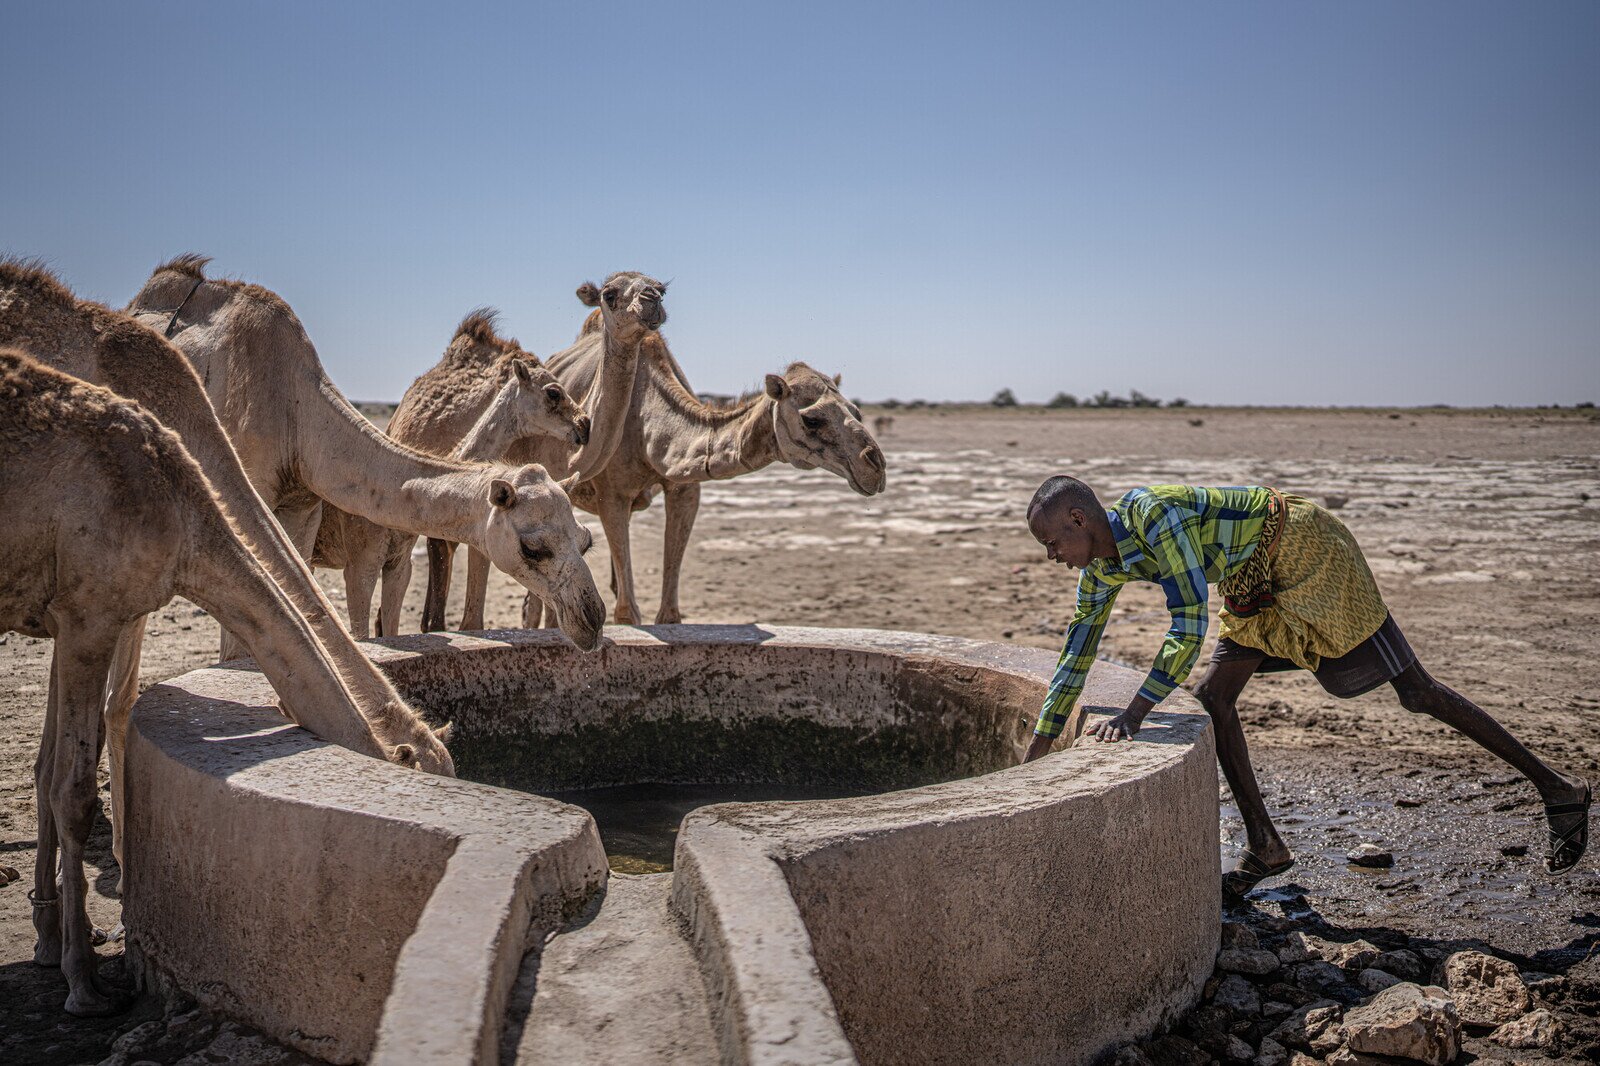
311, 309, 590, 638
124, 256, 607, 651
0, 349, 446, 1016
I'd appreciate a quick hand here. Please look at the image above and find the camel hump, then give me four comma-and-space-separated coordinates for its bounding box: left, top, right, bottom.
151, 253, 212, 281
454, 307, 502, 346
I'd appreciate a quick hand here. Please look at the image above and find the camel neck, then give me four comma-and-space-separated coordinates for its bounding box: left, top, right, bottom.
563, 330, 645, 481
644, 374, 780, 482
454, 384, 521, 461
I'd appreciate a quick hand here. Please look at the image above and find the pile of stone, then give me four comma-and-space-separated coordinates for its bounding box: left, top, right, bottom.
1111, 920, 1577, 1066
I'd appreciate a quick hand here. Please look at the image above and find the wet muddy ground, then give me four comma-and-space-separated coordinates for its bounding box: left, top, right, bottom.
2, 405, 1597, 1063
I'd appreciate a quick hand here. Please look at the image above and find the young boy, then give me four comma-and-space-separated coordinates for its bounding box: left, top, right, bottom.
1021, 476, 1590, 895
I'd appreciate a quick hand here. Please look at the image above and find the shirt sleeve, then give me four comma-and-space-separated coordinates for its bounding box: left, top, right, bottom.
1137, 495, 1211, 704
1034, 567, 1122, 737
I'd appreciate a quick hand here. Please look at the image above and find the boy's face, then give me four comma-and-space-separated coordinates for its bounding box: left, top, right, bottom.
1029, 503, 1097, 568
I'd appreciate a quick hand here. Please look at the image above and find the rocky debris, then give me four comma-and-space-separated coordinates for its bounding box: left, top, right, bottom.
1357, 968, 1402, 994
1146, 1033, 1209, 1066
1114, 1045, 1155, 1066
1222, 921, 1261, 950
1222, 1033, 1255, 1062
1339, 982, 1461, 1066
1262, 1000, 1294, 1018
1220, 947, 1282, 976
1271, 999, 1343, 1053
1290, 960, 1353, 998
1346, 843, 1395, 868
1488, 1008, 1560, 1050
1253, 1036, 1287, 1066
1519, 971, 1563, 998
1215, 974, 1264, 1016
0, 863, 19, 884
1276, 932, 1378, 971
1371, 949, 1425, 982
1441, 950, 1531, 1027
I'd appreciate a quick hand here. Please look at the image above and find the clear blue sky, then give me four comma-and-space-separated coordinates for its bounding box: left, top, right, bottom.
3, 2, 1596, 405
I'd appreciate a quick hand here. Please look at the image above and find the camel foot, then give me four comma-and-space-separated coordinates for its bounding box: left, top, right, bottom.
613, 607, 642, 626
34, 937, 61, 967
655, 610, 683, 625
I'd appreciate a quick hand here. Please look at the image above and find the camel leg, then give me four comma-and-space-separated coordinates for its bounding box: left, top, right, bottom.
657, 483, 700, 624
32, 657, 63, 968
342, 557, 378, 641
377, 542, 412, 638
103, 618, 147, 890
461, 549, 491, 630
596, 493, 641, 625
522, 592, 554, 629
49, 624, 125, 1015
423, 539, 456, 633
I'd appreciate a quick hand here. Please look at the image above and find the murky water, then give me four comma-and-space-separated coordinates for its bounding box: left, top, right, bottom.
543, 782, 866, 873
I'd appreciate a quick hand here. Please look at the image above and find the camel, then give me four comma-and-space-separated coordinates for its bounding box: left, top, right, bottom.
0, 259, 454, 886
124, 256, 606, 652
419, 273, 668, 631
0, 348, 448, 1016
524, 322, 888, 625
311, 310, 590, 638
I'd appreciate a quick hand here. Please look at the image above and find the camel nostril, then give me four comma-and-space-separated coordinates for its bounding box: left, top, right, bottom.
863, 446, 885, 470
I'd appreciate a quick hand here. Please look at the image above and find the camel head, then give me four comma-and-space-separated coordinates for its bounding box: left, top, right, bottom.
385, 714, 456, 776
576, 271, 667, 346
481, 465, 606, 650
505, 357, 590, 448
765, 363, 887, 496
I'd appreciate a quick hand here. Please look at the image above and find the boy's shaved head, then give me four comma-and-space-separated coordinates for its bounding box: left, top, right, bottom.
1028, 475, 1101, 523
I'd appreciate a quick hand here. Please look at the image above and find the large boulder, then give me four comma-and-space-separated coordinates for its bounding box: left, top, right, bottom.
1220, 947, 1282, 976
1340, 982, 1460, 1066
1270, 1000, 1344, 1053
1441, 950, 1531, 1027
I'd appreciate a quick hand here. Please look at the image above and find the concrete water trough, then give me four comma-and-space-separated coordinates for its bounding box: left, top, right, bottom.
123, 625, 1219, 1065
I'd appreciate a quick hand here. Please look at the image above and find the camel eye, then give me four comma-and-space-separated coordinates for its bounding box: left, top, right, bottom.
545, 385, 563, 402
603, 289, 618, 307
801, 414, 825, 432
520, 542, 553, 565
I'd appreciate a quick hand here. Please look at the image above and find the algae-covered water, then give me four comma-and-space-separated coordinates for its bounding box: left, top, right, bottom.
543, 782, 864, 873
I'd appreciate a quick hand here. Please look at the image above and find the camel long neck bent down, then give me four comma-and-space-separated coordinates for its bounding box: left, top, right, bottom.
176, 487, 387, 758
644, 383, 780, 482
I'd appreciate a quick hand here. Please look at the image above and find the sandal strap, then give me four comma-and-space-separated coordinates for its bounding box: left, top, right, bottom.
1545, 801, 1590, 817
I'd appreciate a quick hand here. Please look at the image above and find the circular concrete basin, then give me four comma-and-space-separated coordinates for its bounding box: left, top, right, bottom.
124, 625, 1218, 1066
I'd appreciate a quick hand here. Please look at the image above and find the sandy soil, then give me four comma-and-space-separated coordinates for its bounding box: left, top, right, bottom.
3, 405, 1598, 1063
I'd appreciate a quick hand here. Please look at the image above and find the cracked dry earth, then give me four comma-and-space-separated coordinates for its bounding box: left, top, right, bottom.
2, 405, 1597, 1064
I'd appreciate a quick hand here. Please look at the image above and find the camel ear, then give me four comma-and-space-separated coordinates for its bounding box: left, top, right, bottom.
576, 282, 601, 307
833, 373, 842, 387
489, 479, 517, 510
557, 473, 581, 494
512, 359, 534, 386
392, 743, 416, 766
436, 721, 454, 746
764, 374, 789, 401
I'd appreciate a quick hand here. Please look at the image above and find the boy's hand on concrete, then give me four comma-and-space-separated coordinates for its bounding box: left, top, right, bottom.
1087, 711, 1143, 743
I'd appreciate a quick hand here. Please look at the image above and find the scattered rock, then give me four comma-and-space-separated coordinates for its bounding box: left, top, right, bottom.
1395, 797, 1423, 808
1291, 961, 1350, 994
1500, 844, 1529, 857
1370, 950, 1425, 982
1214, 974, 1263, 1016
1357, 968, 1402, 994
1325, 1047, 1407, 1065
1324, 495, 1350, 510
1223, 1034, 1255, 1062
1262, 1000, 1294, 1018
1222, 922, 1261, 950
1489, 1008, 1560, 1050
1287, 1053, 1321, 1066
1271, 999, 1343, 1052
1340, 982, 1460, 1066
1220, 947, 1282, 976
1347, 843, 1395, 868
1253, 1037, 1287, 1066
0, 863, 20, 884
1328, 939, 1381, 971
1520, 971, 1564, 998
1442, 950, 1531, 1026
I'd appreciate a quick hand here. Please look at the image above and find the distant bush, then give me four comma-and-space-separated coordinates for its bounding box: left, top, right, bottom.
1088, 390, 1128, 408
1047, 392, 1079, 408
907, 399, 928, 409
991, 388, 1019, 407
1128, 389, 1161, 408
1579, 401, 1595, 409
1168, 397, 1190, 408
881, 398, 902, 409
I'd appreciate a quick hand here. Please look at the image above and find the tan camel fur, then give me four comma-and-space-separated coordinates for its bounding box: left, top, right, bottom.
0, 349, 448, 1016
0, 261, 454, 870
527, 324, 888, 625
312, 310, 590, 638
422, 272, 668, 630
125, 257, 606, 651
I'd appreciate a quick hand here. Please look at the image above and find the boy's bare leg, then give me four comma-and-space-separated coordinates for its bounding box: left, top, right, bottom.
1390, 662, 1586, 806
1192, 658, 1292, 869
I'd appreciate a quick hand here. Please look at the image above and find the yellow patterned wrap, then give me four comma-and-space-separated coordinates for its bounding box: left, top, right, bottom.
1216, 494, 1388, 670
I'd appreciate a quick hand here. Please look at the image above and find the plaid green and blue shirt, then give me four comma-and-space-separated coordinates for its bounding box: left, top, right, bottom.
1034, 485, 1276, 737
